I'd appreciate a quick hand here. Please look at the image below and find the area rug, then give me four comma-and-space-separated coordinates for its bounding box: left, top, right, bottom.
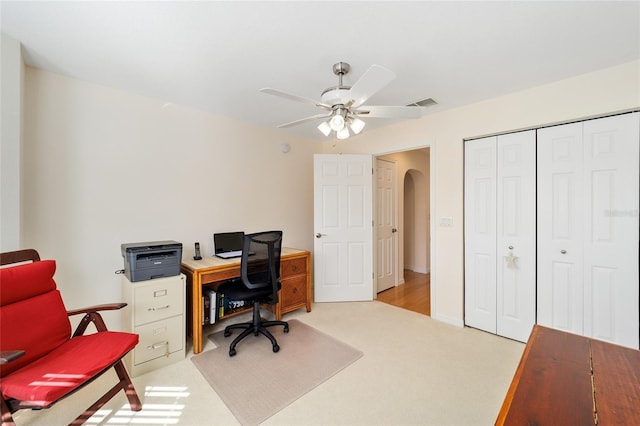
191, 319, 364, 426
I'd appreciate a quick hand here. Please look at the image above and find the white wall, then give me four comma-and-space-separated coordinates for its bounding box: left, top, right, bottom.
326, 60, 640, 327
22, 68, 319, 327
1, 34, 24, 251
15, 60, 640, 331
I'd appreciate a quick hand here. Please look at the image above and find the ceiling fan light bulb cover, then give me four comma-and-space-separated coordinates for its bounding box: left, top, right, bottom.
350, 118, 366, 134
330, 114, 345, 131
337, 127, 350, 139
317, 121, 332, 136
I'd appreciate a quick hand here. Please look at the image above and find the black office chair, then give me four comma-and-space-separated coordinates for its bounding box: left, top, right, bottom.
217, 231, 289, 356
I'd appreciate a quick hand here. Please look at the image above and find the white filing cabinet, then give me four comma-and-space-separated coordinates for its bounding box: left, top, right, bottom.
122, 274, 186, 377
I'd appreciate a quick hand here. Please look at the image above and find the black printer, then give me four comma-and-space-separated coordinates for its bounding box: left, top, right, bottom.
121, 240, 182, 282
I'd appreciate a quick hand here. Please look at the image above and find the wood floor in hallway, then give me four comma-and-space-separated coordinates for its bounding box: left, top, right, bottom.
376, 269, 430, 316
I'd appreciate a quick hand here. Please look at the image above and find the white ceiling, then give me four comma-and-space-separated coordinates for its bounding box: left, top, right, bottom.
2, 1, 639, 140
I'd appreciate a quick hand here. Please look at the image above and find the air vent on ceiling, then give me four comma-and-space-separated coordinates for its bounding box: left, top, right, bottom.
406, 98, 437, 107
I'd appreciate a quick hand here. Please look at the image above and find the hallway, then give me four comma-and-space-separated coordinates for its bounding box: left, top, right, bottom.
376, 270, 430, 316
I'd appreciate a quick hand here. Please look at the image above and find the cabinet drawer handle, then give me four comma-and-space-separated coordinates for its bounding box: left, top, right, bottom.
292, 287, 298, 294
292, 265, 298, 272
146, 341, 170, 357
147, 305, 170, 311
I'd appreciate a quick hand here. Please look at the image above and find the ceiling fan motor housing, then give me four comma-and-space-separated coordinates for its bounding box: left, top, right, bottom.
321, 87, 352, 106
320, 61, 353, 106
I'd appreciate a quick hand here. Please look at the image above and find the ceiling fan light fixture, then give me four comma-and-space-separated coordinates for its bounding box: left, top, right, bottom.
329, 113, 345, 131
317, 121, 332, 136
337, 126, 350, 140
349, 117, 365, 135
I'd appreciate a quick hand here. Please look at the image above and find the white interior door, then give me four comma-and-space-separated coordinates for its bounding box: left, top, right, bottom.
375, 158, 397, 293
464, 136, 497, 334
537, 122, 585, 335
496, 130, 536, 342
582, 113, 639, 349
314, 154, 373, 302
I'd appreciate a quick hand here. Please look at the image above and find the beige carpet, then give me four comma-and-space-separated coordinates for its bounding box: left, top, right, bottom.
191, 319, 364, 426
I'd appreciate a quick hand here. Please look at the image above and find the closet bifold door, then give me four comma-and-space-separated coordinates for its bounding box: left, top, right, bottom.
496, 131, 536, 342
464, 131, 536, 342
537, 112, 639, 349
536, 122, 585, 336
465, 136, 497, 335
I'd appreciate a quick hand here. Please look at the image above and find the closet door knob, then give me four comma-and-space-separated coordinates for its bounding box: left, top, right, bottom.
560, 250, 567, 254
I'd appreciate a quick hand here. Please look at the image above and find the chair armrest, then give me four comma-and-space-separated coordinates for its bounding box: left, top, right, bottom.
69, 303, 128, 337
0, 350, 26, 365
67, 302, 127, 317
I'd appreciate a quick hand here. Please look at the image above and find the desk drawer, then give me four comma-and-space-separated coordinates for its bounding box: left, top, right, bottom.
134, 279, 184, 326
280, 274, 307, 308
133, 315, 184, 365
282, 257, 307, 277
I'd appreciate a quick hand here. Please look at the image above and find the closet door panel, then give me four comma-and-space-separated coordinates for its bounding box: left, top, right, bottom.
464, 136, 497, 333
537, 122, 584, 335
496, 131, 536, 342
583, 112, 639, 348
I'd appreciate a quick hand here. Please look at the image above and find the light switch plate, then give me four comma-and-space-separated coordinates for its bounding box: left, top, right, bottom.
439, 216, 453, 227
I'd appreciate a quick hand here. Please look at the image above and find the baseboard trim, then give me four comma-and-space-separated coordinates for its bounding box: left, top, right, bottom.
432, 313, 464, 328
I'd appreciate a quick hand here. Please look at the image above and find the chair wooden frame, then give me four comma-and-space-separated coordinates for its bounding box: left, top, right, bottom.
0, 249, 142, 425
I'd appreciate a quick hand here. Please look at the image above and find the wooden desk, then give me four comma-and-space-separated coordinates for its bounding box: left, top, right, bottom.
181, 248, 311, 354
496, 325, 640, 425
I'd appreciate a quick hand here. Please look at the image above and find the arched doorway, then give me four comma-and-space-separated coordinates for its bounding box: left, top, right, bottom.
404, 169, 429, 274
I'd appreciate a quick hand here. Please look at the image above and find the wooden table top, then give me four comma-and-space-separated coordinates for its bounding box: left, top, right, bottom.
497, 325, 640, 425
180, 247, 308, 272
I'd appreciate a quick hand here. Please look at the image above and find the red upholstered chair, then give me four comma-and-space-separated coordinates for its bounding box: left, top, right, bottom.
0, 249, 142, 425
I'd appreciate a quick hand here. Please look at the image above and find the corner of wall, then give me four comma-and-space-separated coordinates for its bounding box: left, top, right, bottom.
1, 33, 24, 251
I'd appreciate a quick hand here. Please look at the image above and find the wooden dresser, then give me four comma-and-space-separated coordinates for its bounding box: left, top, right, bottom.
496, 325, 640, 425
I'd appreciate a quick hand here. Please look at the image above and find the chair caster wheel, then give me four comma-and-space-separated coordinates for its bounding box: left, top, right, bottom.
284, 325, 289, 333
229, 348, 237, 357
224, 330, 231, 337
273, 344, 280, 353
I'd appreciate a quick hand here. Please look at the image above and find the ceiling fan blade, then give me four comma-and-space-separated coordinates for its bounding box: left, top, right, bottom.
260, 88, 331, 110
352, 105, 425, 119
349, 65, 396, 108
278, 113, 332, 128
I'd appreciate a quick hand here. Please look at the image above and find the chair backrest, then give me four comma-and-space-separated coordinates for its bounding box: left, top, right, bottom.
0, 260, 71, 376
0, 249, 40, 266
240, 231, 283, 304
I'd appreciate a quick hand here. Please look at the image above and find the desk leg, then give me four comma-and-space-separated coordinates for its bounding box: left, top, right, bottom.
306, 255, 312, 312
192, 275, 203, 354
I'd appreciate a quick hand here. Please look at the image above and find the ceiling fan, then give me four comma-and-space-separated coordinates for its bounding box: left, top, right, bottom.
260, 62, 426, 139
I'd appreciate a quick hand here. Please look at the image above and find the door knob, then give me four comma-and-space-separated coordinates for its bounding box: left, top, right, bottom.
315, 233, 326, 239
392, 228, 397, 233
560, 250, 567, 254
